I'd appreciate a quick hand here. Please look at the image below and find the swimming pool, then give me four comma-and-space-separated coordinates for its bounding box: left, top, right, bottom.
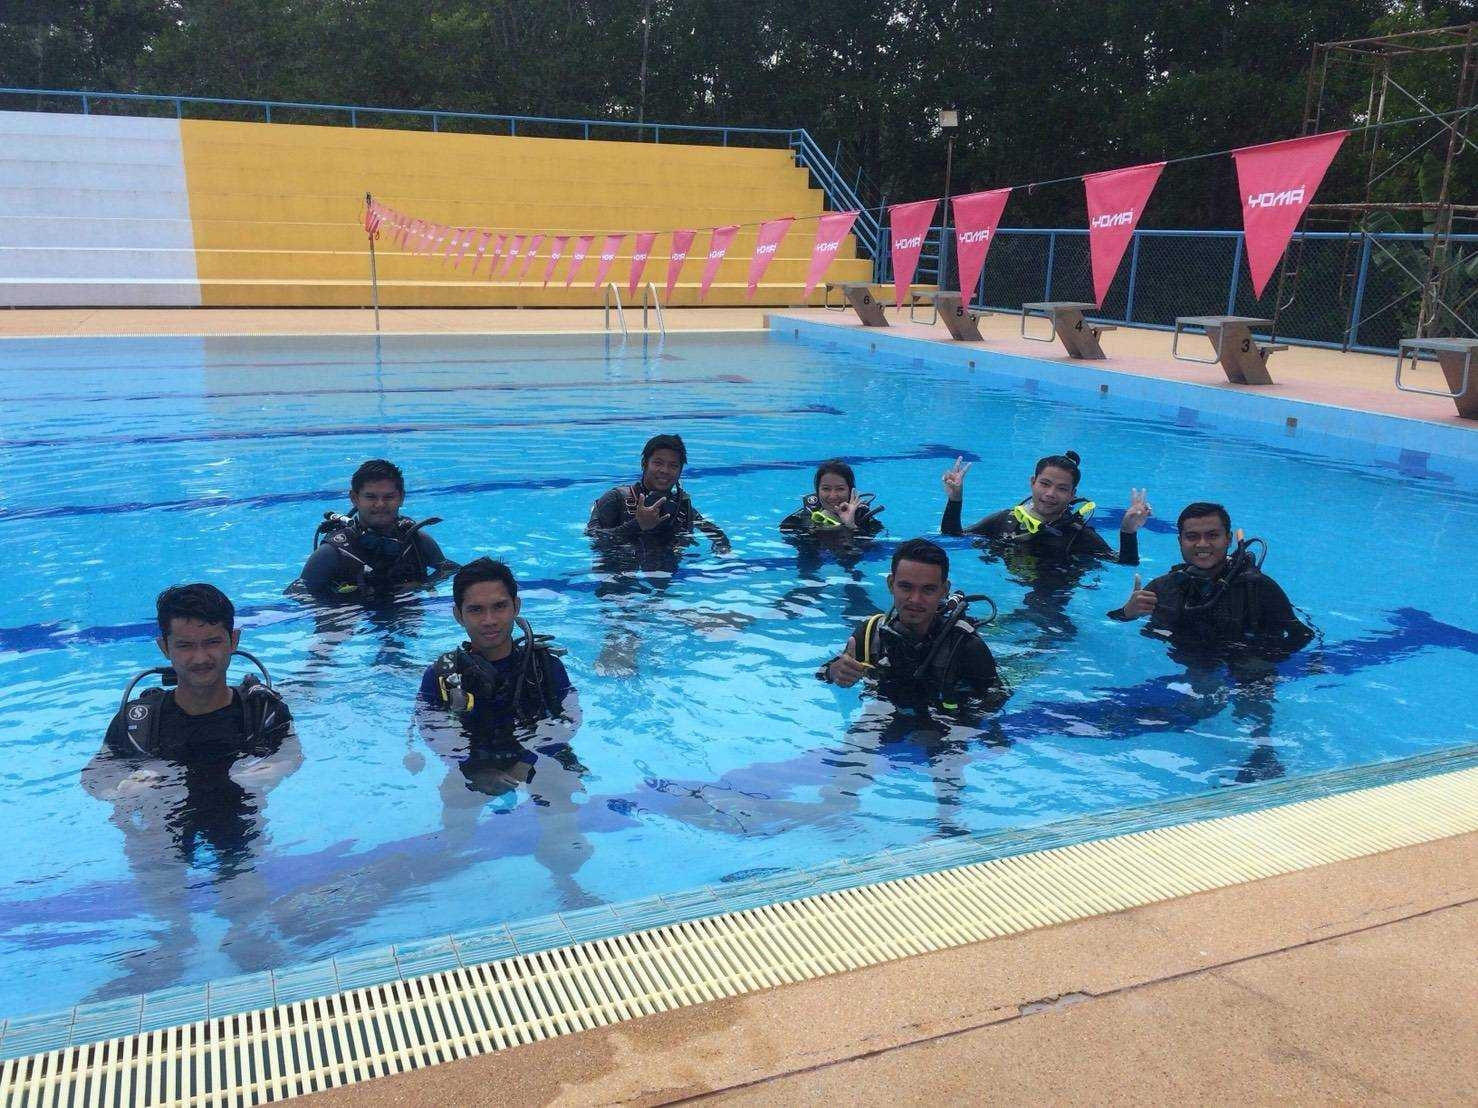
1, 327, 1475, 1032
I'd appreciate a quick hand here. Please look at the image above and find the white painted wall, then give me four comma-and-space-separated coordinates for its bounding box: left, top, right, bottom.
0, 111, 201, 306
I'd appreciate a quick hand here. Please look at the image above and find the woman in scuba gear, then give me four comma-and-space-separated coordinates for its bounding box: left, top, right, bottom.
940, 451, 1148, 564
780, 459, 885, 538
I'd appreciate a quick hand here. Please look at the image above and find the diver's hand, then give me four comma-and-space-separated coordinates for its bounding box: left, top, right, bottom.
827, 652, 870, 687
1121, 487, 1152, 533
114, 767, 163, 798
634, 497, 668, 531
942, 456, 971, 502
836, 494, 862, 529
1121, 573, 1158, 618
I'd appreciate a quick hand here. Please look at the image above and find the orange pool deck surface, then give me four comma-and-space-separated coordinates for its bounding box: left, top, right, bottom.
2, 303, 1474, 430
5, 305, 1475, 1103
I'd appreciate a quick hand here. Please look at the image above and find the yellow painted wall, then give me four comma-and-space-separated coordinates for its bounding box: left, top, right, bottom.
179, 120, 871, 307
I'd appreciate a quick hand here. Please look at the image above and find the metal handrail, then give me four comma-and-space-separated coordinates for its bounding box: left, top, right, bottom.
642, 282, 666, 335
0, 86, 798, 146
603, 283, 628, 337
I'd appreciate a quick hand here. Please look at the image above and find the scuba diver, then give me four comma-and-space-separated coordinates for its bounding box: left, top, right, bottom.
299, 458, 457, 601
1110, 502, 1316, 784
819, 537, 1009, 714
414, 558, 592, 902
586, 433, 731, 555
418, 557, 580, 731
780, 459, 886, 540
81, 584, 300, 996
940, 451, 1148, 564
1110, 501, 1314, 658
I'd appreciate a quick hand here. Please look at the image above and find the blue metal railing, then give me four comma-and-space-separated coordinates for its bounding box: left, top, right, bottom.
0, 85, 882, 265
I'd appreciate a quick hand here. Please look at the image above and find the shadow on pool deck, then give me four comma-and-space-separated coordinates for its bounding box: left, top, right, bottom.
303, 831, 1477, 1105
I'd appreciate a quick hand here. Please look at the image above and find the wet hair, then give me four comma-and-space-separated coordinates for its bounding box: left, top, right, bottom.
813, 459, 856, 493
641, 434, 688, 467
1033, 450, 1081, 487
156, 583, 235, 639
351, 458, 405, 494
1177, 502, 1232, 533
890, 537, 949, 580
452, 557, 519, 608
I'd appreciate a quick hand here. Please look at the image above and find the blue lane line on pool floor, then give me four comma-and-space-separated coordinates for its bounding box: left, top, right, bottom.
1, 372, 750, 406
0, 403, 841, 451
0, 349, 689, 375
0, 443, 974, 523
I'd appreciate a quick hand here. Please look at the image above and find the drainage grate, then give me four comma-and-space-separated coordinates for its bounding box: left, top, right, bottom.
3, 767, 1475, 1106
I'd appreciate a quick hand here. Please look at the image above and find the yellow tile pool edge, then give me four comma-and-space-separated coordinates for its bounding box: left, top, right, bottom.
4, 766, 1475, 1106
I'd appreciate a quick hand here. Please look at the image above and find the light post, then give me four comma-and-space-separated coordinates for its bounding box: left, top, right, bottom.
937, 108, 959, 291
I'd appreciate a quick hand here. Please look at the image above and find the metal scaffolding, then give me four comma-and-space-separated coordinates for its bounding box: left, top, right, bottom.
1289, 23, 1478, 348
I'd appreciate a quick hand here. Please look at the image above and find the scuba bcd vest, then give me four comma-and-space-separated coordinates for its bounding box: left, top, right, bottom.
433, 617, 568, 725
312, 510, 443, 594
1001, 497, 1096, 550
1168, 531, 1268, 616
614, 484, 694, 534
799, 491, 885, 532
842, 592, 997, 707
113, 649, 289, 759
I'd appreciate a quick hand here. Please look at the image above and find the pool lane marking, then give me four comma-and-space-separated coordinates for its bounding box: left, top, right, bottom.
0, 403, 841, 451
0, 442, 974, 524
1, 372, 750, 407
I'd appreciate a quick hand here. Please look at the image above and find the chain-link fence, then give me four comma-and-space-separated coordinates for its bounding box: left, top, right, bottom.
877, 227, 1478, 355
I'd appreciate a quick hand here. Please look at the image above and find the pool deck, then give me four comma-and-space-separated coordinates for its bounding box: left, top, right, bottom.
2, 303, 1473, 429
5, 305, 1475, 1103
307, 831, 1477, 1106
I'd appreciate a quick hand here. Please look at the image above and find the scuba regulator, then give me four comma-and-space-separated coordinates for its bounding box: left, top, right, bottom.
439, 617, 568, 722
313, 510, 443, 596
1179, 529, 1267, 614
803, 492, 885, 530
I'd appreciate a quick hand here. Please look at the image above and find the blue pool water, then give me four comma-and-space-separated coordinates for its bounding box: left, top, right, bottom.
1, 328, 1476, 1024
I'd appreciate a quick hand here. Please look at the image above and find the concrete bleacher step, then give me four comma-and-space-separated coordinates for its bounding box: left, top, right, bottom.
0, 108, 868, 308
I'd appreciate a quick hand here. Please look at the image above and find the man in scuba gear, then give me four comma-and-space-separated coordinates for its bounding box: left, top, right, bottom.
418, 557, 580, 734
1110, 502, 1314, 658
940, 451, 1148, 564
299, 458, 457, 600
415, 559, 591, 897
81, 584, 299, 993
819, 538, 1008, 712
87, 583, 298, 788
780, 459, 885, 539
586, 434, 731, 555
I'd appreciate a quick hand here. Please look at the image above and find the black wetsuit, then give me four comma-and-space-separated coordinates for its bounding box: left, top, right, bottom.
1110, 560, 1314, 660
837, 610, 1009, 713
941, 500, 1137, 564
419, 641, 574, 735
587, 481, 730, 553
299, 515, 452, 597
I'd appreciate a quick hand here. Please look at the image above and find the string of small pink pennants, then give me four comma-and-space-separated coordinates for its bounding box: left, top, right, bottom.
361, 129, 1347, 308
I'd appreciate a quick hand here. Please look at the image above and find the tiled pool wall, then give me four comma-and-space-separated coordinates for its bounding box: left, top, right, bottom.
771, 316, 1478, 484
6, 742, 1475, 1060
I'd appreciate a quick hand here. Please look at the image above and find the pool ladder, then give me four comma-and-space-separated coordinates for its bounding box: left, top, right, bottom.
603, 283, 666, 338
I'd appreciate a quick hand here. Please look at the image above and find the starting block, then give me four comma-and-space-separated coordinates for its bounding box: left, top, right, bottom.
824, 282, 888, 326
1395, 336, 1478, 419
1020, 302, 1115, 359
921, 291, 989, 341
1172, 315, 1286, 386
